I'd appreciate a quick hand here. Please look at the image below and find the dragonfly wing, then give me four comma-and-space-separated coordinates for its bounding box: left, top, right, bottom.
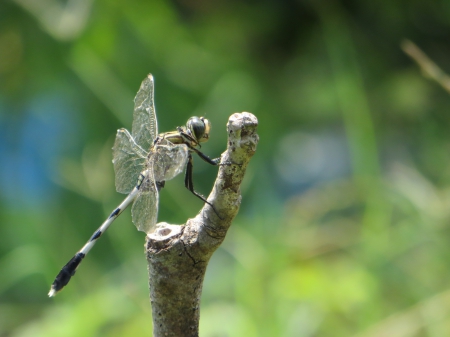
131, 74, 158, 151
131, 171, 159, 234
112, 128, 147, 194
151, 142, 189, 182
131, 143, 187, 234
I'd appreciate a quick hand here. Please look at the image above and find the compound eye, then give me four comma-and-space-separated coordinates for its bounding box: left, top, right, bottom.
200, 117, 211, 143
186, 116, 205, 143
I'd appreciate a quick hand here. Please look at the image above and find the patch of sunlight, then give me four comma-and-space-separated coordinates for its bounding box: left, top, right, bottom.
200, 302, 258, 337
10, 286, 145, 337
271, 261, 377, 313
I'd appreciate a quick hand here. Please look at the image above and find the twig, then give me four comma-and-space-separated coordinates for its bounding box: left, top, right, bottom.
401, 39, 450, 94
145, 112, 259, 337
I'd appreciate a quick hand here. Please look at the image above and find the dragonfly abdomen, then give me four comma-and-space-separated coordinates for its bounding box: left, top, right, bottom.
48, 252, 85, 297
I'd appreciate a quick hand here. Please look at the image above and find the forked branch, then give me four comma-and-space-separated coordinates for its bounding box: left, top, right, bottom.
145, 112, 259, 337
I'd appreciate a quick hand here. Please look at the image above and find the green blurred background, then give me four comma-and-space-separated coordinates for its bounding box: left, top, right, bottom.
2, 0, 450, 336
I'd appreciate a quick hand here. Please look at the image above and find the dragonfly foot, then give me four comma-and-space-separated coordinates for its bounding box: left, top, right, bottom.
205, 201, 223, 220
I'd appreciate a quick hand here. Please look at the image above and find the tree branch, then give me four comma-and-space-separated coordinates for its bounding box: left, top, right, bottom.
145, 112, 259, 337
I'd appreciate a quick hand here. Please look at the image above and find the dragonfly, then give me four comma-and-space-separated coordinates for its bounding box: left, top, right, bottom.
48, 74, 221, 297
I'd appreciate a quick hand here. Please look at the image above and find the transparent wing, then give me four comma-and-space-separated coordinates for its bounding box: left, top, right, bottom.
151, 141, 189, 182
131, 171, 159, 234
112, 128, 148, 194
130, 142, 188, 234
131, 74, 158, 151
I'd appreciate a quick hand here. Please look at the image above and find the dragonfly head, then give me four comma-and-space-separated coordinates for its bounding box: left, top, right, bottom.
187, 116, 211, 144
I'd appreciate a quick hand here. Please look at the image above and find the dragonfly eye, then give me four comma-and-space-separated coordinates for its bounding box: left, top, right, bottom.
187, 116, 211, 143
200, 117, 211, 143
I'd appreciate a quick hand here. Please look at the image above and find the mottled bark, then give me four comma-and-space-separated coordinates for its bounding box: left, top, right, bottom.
146, 112, 259, 337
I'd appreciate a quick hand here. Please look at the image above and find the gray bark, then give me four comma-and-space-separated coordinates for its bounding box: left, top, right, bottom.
146, 112, 259, 337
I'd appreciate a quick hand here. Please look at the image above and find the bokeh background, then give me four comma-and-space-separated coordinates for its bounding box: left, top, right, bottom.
2, 0, 450, 336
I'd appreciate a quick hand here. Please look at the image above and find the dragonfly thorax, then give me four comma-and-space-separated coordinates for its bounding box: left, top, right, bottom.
186, 116, 211, 144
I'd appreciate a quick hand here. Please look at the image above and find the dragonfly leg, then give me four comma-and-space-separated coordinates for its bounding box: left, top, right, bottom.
185, 153, 222, 219
189, 146, 220, 165
190, 145, 240, 167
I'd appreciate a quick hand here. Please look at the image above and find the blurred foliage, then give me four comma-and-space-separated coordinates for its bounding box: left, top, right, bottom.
1, 0, 450, 336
